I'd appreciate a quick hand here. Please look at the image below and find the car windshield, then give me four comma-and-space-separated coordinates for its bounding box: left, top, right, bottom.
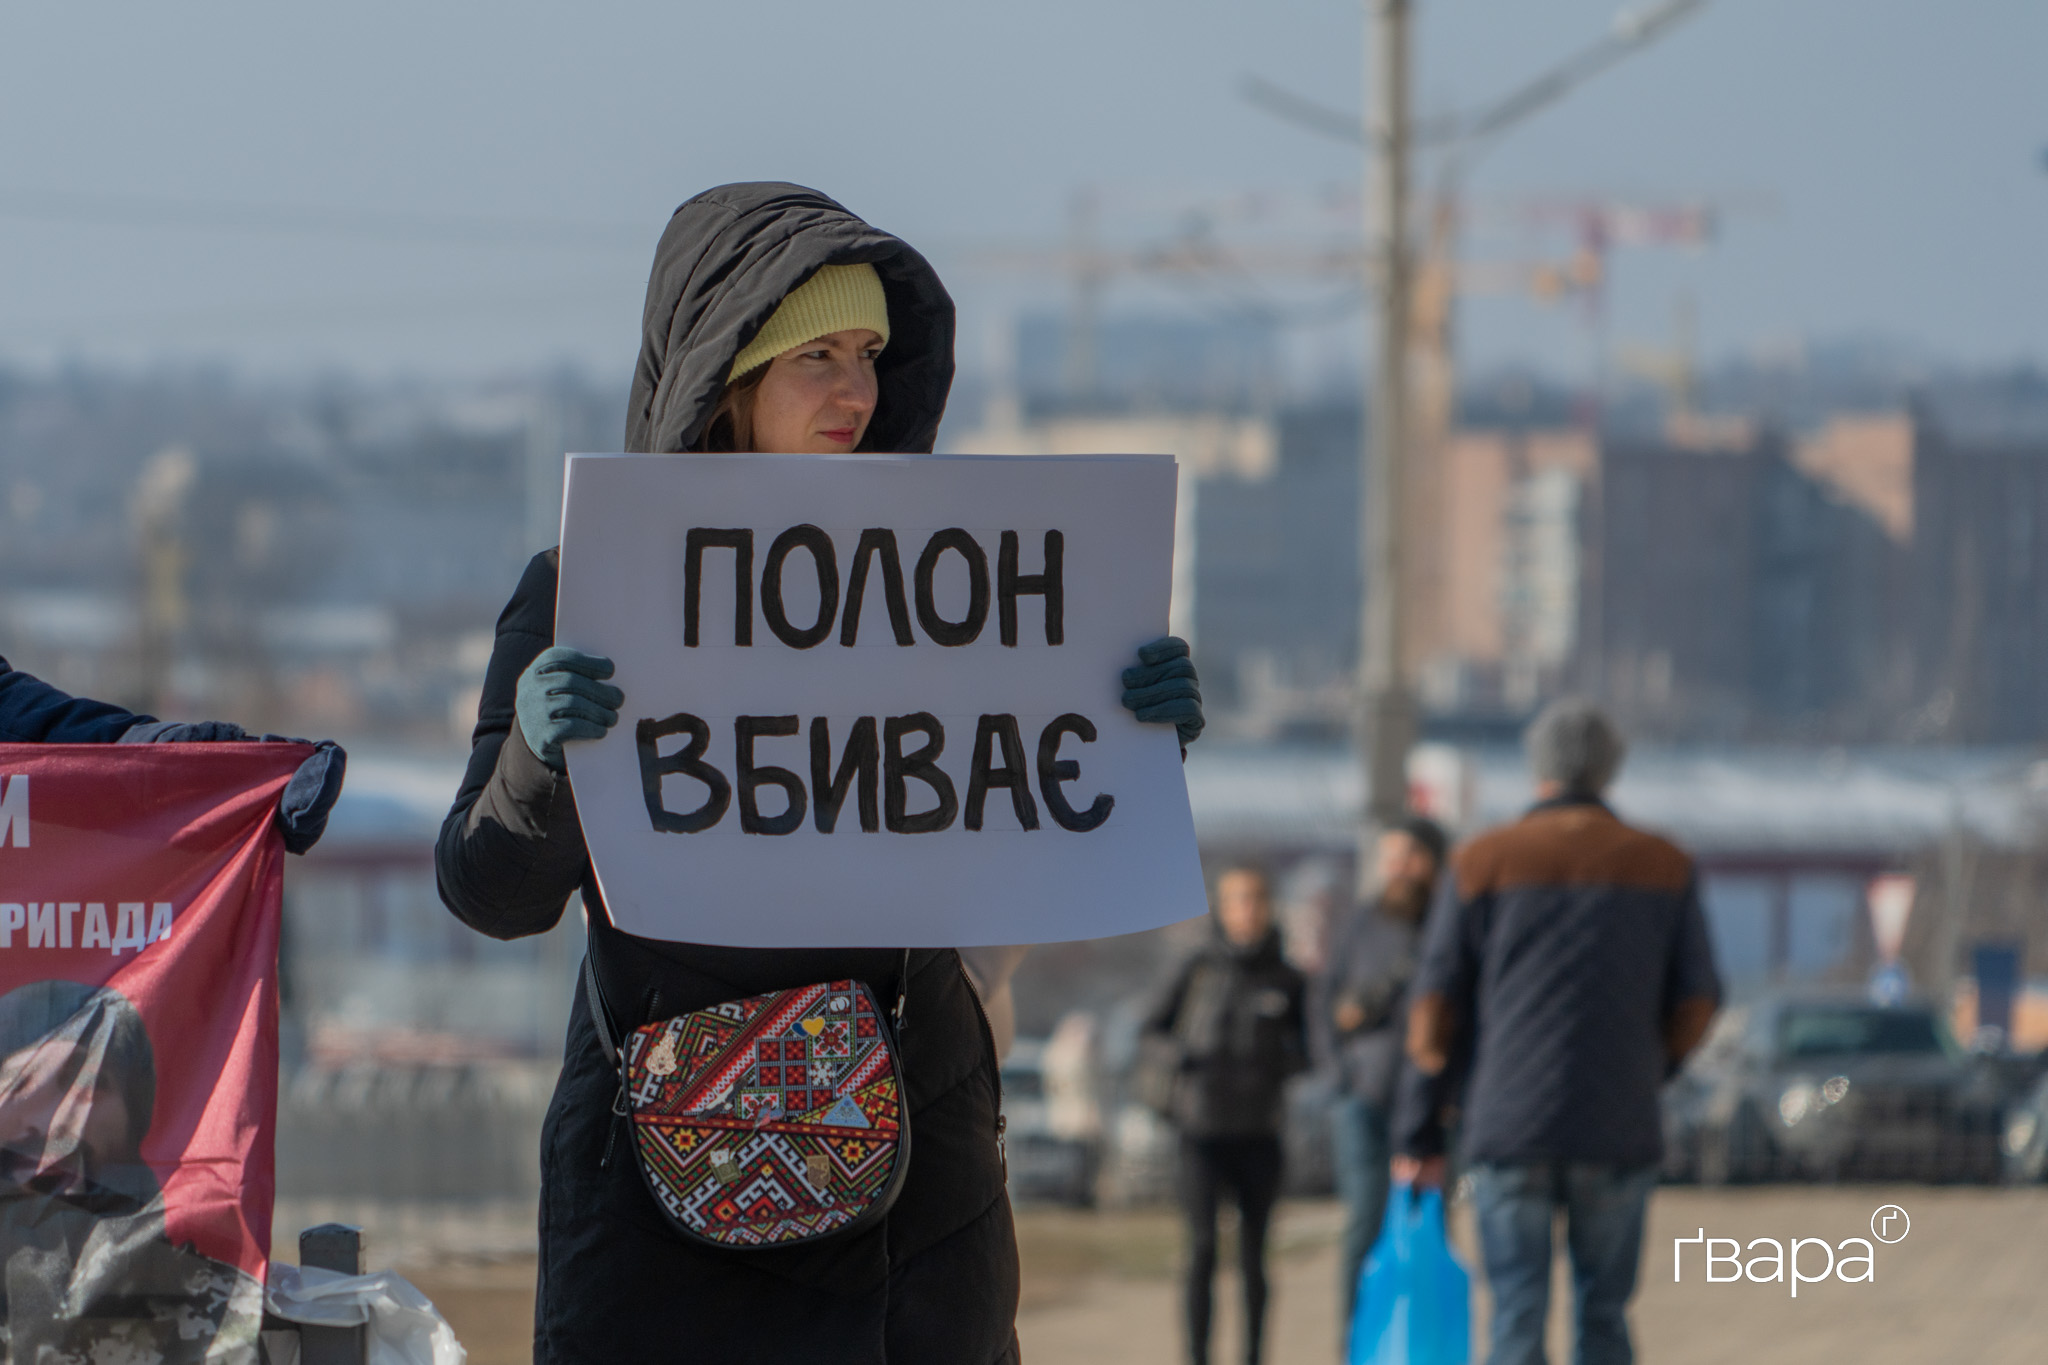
1777, 1007, 1945, 1058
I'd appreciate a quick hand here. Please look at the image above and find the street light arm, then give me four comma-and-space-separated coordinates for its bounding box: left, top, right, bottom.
1242, 73, 1468, 150
1453, 0, 1708, 146
1239, 74, 1365, 147
1244, 0, 1708, 157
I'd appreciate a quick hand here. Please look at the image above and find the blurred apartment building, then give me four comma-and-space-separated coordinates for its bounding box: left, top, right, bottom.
957, 325, 2048, 747
0, 368, 619, 742
0, 370, 618, 1224
17, 342, 2046, 749
957, 328, 2048, 1030
6, 345, 2048, 1218
1574, 381, 2048, 744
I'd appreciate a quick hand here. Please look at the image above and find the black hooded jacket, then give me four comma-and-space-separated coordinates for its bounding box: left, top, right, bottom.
1144, 926, 1308, 1139
435, 184, 1017, 1365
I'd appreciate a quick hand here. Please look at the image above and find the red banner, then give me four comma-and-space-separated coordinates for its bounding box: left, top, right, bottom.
0, 742, 305, 1361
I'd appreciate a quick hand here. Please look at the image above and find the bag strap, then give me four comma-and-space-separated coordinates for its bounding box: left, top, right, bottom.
583, 951, 620, 1066
893, 947, 912, 1033
587, 947, 912, 1061
582, 950, 631, 1172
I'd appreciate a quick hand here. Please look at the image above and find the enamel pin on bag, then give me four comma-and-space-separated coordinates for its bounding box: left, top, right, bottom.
584, 953, 912, 1250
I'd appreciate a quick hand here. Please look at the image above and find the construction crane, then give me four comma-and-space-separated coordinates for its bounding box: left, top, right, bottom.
1239, 0, 1718, 389
953, 189, 1689, 393
954, 185, 1718, 452
966, 2, 1717, 404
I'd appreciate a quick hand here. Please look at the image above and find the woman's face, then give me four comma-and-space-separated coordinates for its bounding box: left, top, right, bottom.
750, 328, 885, 454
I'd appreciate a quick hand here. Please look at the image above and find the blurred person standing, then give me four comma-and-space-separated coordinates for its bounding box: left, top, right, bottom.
1317, 813, 1447, 1345
1392, 700, 1720, 1365
1144, 867, 1308, 1365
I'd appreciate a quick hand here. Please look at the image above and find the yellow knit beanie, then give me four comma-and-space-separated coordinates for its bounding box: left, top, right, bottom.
728, 263, 891, 382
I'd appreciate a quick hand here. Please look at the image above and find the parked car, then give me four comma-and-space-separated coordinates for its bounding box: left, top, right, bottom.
2003, 1069, 2048, 1183
1000, 1038, 1101, 1205
1663, 994, 2005, 1184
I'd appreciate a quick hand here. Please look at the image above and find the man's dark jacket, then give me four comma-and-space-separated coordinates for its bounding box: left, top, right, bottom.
0, 660, 344, 851
0, 658, 148, 743
1315, 900, 1424, 1110
1393, 797, 1721, 1168
1145, 925, 1308, 1138
435, 184, 1018, 1365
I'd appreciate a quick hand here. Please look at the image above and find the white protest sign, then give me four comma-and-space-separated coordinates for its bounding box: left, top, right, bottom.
555, 453, 1206, 947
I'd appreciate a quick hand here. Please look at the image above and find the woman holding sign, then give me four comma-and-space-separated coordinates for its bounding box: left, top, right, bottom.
437, 182, 1204, 1365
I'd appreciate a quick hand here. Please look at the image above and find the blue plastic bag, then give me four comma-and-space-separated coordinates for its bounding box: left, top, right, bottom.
1348, 1184, 1471, 1365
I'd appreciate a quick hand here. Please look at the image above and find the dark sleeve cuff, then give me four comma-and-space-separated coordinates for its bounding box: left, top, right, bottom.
1390, 1060, 1454, 1159
118, 720, 250, 743
481, 724, 577, 839
436, 725, 592, 942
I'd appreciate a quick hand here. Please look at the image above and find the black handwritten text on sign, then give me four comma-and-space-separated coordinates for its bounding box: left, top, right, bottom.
680, 526, 1063, 650
639, 525, 1106, 836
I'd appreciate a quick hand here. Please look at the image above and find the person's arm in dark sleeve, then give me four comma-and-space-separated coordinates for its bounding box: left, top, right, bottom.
1333, 918, 1419, 1039
1389, 1055, 1449, 1159
1393, 870, 1481, 1157
1662, 873, 1722, 1074
0, 657, 155, 743
1307, 907, 1361, 1073
1143, 956, 1196, 1039
1306, 968, 1338, 1074
1403, 872, 1478, 1078
1281, 968, 1311, 1078
435, 552, 591, 941
3, 657, 346, 852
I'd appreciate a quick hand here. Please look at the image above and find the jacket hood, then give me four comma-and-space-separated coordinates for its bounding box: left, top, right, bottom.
625, 182, 955, 455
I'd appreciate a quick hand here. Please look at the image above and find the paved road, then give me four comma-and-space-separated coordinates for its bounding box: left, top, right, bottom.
1015, 1185, 2048, 1365
400, 1184, 2048, 1364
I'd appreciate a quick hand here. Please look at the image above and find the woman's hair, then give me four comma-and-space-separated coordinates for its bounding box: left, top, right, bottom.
696, 367, 768, 453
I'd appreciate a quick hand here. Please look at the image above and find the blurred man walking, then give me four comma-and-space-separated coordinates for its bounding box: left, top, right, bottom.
1393, 700, 1720, 1365
1145, 867, 1308, 1365
1318, 813, 1447, 1345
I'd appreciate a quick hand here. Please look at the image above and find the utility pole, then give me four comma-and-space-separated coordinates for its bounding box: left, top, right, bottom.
133, 445, 196, 715
1063, 186, 1104, 402
1359, 0, 1415, 831
525, 393, 564, 555
1242, 2, 1712, 842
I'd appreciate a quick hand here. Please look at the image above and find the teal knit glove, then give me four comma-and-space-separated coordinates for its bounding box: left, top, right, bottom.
1121, 636, 1204, 747
516, 648, 623, 772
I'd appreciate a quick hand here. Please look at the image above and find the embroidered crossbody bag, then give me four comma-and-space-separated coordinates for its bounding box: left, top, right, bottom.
582, 950, 913, 1250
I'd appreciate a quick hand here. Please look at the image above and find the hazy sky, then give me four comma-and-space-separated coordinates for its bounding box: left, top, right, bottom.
1, 0, 2042, 387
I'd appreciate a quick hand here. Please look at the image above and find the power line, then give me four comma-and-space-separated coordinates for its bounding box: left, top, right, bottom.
1242, 0, 1709, 161
0, 273, 637, 340
0, 188, 650, 251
